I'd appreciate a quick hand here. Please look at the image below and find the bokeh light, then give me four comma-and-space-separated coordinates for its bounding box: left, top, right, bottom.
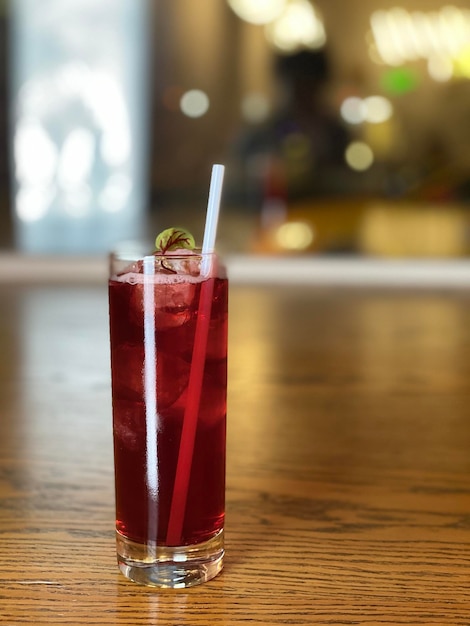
16, 188, 52, 222
454, 45, 470, 78
363, 96, 393, 124
370, 6, 470, 67
265, 0, 326, 52
340, 96, 393, 125
340, 97, 364, 125
428, 56, 453, 82
275, 221, 314, 250
227, 0, 286, 25
180, 89, 210, 118
380, 67, 419, 94
345, 142, 374, 171
99, 174, 132, 213
241, 92, 271, 123
58, 127, 94, 188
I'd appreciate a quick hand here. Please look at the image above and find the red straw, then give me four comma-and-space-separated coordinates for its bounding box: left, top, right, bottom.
165, 277, 215, 545
166, 164, 225, 545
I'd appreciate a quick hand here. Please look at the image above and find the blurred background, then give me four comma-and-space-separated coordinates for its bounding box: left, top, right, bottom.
1, 0, 470, 257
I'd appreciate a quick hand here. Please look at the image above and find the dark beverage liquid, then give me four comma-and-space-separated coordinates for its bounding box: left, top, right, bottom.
109, 269, 227, 547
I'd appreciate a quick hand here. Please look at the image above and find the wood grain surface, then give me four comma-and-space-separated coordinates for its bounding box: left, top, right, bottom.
1, 282, 470, 625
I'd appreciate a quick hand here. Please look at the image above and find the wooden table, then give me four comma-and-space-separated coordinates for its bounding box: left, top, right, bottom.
1, 277, 470, 624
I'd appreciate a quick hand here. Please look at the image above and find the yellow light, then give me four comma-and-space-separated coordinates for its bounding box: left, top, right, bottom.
387, 8, 419, 61
370, 10, 405, 66
345, 142, 374, 172
227, 0, 286, 25
369, 6, 470, 66
275, 221, 314, 250
368, 40, 386, 66
363, 96, 393, 124
428, 55, 453, 82
439, 5, 469, 56
265, 0, 326, 53
454, 45, 470, 78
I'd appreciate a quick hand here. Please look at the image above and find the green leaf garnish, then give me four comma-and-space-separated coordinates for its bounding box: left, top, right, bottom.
155, 227, 196, 254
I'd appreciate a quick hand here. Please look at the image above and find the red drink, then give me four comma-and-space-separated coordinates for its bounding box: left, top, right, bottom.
108, 251, 227, 586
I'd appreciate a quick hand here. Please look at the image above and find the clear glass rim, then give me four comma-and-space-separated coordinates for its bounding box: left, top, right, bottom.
109, 249, 218, 263
108, 249, 225, 280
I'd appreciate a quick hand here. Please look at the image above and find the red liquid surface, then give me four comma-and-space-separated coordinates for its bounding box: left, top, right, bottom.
109, 271, 227, 547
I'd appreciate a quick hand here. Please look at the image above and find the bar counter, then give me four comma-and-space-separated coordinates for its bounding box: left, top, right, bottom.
0, 257, 469, 624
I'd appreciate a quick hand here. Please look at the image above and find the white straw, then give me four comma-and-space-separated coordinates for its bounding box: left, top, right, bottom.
201, 164, 225, 276
143, 255, 158, 557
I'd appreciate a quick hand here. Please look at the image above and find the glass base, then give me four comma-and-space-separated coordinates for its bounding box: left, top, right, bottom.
116, 529, 224, 588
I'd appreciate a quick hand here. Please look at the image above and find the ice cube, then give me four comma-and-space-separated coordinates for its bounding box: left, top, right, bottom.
117, 252, 202, 280
111, 343, 144, 402
206, 316, 228, 360
156, 351, 189, 409
198, 373, 227, 427
161, 253, 201, 276
112, 343, 189, 410
113, 398, 144, 450
167, 367, 226, 428
126, 280, 196, 330
154, 282, 196, 329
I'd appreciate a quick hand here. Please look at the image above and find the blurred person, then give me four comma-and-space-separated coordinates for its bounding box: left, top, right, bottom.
235, 48, 354, 215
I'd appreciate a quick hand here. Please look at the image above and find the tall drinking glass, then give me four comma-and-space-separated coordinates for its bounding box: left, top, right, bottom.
108, 250, 227, 587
